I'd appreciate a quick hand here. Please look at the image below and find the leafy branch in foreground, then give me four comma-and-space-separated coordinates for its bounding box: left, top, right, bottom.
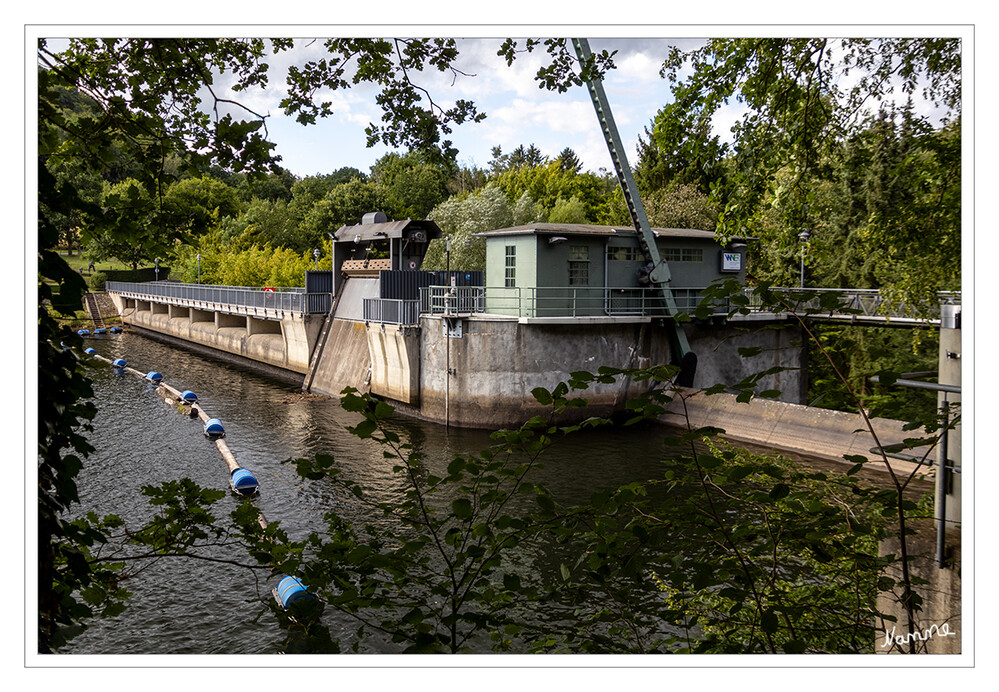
519, 368, 897, 654
236, 386, 610, 653
236, 338, 936, 654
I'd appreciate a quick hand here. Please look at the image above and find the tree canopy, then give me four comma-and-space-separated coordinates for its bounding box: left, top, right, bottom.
651, 37, 961, 304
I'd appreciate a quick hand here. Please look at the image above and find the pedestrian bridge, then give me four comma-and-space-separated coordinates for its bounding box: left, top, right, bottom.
105, 279, 333, 375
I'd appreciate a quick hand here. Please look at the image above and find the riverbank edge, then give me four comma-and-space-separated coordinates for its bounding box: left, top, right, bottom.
664, 388, 933, 480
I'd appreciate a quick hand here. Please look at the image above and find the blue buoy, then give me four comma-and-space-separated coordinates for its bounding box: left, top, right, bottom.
145, 371, 163, 383
204, 418, 225, 438
84, 347, 96, 355
112, 358, 127, 368
109, 326, 122, 334
94, 328, 106, 335
77, 329, 90, 336
181, 390, 198, 403
276, 576, 312, 609
230, 468, 259, 495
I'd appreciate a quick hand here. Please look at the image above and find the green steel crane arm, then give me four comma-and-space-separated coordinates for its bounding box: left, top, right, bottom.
571, 38, 695, 382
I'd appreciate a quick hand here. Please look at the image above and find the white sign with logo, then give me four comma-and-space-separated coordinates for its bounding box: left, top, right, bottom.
721, 252, 742, 272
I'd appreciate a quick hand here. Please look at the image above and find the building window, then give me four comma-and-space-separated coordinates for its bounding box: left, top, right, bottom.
663, 248, 704, 263
505, 245, 516, 287
568, 245, 590, 285
608, 246, 642, 261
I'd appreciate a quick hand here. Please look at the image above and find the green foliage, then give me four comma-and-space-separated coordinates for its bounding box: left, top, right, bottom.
656, 38, 961, 307
808, 323, 940, 418
162, 176, 244, 237
371, 151, 450, 220
424, 183, 535, 271
547, 195, 588, 224
493, 160, 622, 224
84, 178, 165, 269
175, 239, 311, 287
300, 179, 389, 245
497, 39, 617, 93
282, 38, 484, 163
87, 271, 106, 291
643, 182, 719, 230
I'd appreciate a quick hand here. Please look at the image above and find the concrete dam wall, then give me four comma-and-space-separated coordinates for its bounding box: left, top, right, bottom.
301, 314, 806, 430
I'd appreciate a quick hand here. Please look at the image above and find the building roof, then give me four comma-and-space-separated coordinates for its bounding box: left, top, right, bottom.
334, 218, 442, 242
475, 222, 722, 240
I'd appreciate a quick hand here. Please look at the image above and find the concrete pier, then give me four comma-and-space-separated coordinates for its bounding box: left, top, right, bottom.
109, 290, 324, 375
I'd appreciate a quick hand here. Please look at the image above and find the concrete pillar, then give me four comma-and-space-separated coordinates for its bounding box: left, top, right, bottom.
939, 304, 961, 524
876, 519, 961, 654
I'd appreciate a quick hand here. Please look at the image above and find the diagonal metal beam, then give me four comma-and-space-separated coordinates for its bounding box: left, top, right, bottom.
571, 38, 693, 372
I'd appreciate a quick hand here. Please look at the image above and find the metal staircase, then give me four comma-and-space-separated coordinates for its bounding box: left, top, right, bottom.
571, 38, 696, 384
84, 292, 106, 329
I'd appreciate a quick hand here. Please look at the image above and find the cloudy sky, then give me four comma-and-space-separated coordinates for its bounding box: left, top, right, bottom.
225, 36, 708, 178
208, 29, 962, 180
36, 24, 967, 181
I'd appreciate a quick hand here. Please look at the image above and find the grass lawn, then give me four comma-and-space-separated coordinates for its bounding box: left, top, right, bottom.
57, 251, 140, 274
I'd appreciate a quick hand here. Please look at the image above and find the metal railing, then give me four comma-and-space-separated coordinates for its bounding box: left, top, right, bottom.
420, 286, 488, 315
105, 281, 330, 314
417, 285, 961, 323
761, 288, 960, 322
363, 298, 421, 325
420, 285, 708, 319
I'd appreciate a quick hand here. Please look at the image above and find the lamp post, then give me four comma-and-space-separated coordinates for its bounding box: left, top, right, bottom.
154, 257, 160, 282
797, 230, 810, 288
196, 253, 201, 284
313, 248, 320, 271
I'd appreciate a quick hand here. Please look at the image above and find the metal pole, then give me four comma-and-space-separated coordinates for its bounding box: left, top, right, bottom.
936, 396, 949, 568
445, 317, 451, 433
197, 254, 201, 284
798, 230, 810, 288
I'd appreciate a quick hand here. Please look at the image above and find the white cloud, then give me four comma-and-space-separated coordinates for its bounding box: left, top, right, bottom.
616, 51, 660, 82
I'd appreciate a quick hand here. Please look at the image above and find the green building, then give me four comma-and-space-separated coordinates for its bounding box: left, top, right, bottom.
477, 223, 748, 318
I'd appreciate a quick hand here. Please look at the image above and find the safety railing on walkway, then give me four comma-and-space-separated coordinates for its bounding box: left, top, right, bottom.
363, 297, 421, 326
761, 288, 960, 323
420, 285, 711, 319
106, 281, 331, 315
416, 285, 960, 323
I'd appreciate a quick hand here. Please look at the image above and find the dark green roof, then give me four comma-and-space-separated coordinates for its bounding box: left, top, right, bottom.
476, 223, 721, 240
